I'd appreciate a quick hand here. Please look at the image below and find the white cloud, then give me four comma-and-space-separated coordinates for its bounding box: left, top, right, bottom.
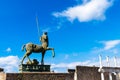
53, 0, 113, 22
90, 40, 120, 55
64, 54, 69, 59
51, 61, 90, 69
51, 56, 120, 72
51, 61, 96, 72
6, 47, 11, 52
101, 40, 120, 50
0, 56, 19, 72
111, 49, 119, 54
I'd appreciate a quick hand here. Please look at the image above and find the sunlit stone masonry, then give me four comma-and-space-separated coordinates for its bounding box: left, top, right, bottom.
1, 66, 120, 80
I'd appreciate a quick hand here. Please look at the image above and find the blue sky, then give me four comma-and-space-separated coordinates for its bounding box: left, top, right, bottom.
0, 0, 120, 72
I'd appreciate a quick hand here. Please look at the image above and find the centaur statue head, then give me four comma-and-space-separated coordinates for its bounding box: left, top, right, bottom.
21, 32, 55, 65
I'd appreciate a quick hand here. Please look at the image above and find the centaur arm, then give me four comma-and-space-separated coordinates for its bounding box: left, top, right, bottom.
21, 44, 26, 51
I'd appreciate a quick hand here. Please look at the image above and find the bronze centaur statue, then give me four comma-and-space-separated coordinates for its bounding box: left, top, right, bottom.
21, 43, 55, 65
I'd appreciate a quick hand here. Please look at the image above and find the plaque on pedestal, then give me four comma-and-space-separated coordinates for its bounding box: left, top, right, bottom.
19, 64, 50, 72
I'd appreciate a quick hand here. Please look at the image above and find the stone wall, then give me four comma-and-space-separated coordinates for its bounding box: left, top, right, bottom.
6, 72, 74, 80
76, 66, 101, 80
76, 66, 120, 80
1, 66, 120, 80
0, 72, 6, 80
0, 68, 5, 80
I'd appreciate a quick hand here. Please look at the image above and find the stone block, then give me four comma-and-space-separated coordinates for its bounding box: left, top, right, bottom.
0, 72, 6, 80
6, 72, 74, 80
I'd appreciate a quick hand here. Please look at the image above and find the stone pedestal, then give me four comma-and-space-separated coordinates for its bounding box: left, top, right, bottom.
19, 64, 50, 72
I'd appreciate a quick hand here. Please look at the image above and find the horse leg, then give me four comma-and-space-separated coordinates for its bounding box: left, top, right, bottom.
21, 51, 32, 64
26, 51, 32, 64
26, 55, 32, 64
52, 49, 55, 57
47, 47, 55, 58
21, 54, 26, 64
41, 51, 45, 65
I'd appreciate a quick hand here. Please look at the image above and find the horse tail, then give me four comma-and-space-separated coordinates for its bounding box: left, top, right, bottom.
21, 44, 26, 51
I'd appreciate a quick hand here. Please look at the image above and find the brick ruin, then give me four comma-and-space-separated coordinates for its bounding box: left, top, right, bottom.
0, 66, 120, 80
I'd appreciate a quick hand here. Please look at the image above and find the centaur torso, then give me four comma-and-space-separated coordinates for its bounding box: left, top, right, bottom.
40, 32, 49, 50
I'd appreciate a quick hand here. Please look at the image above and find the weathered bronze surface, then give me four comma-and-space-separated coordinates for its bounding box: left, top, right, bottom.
21, 32, 55, 65
0, 68, 3, 72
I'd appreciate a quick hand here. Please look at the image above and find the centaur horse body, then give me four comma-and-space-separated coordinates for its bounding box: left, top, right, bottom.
21, 42, 55, 65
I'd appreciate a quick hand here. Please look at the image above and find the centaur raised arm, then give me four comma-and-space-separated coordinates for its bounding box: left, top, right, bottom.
21, 32, 55, 65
